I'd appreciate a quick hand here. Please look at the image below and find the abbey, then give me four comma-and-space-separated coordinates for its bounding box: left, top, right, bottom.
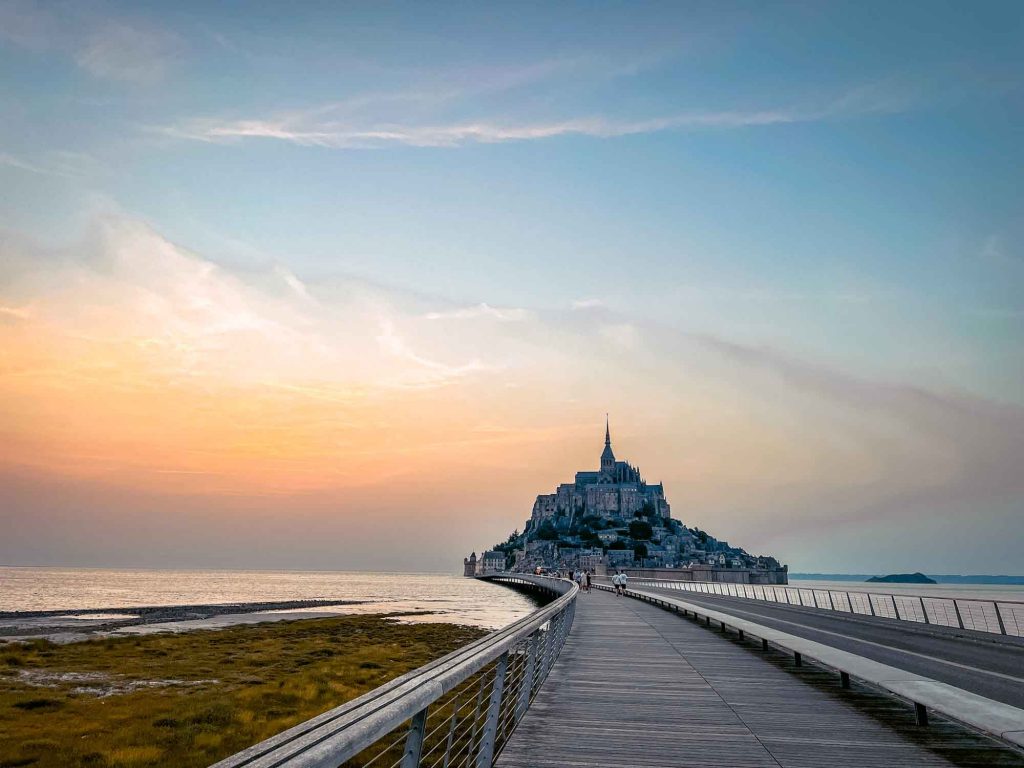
529, 418, 670, 528
465, 417, 786, 582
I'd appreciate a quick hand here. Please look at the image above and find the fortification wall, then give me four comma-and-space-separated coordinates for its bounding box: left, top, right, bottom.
619, 566, 788, 585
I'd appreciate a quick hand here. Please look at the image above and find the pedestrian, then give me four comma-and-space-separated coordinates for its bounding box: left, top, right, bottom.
619, 571, 629, 594
612, 571, 622, 596
585, 570, 592, 592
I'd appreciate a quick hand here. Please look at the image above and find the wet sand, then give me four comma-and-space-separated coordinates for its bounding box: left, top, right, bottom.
0, 599, 367, 642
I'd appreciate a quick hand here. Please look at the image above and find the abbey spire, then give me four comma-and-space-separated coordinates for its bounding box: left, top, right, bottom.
600, 414, 616, 474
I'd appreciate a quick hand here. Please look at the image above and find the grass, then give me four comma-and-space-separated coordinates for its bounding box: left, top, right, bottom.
0, 615, 485, 768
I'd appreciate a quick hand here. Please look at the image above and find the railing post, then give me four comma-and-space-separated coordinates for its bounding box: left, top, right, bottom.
441, 710, 459, 768
827, 591, 836, 611
994, 602, 1007, 635
540, 614, 559, 680
920, 596, 930, 624
516, 632, 539, 721
475, 652, 509, 768
891, 595, 900, 620
401, 706, 428, 768
468, 674, 488, 761
953, 599, 965, 629
915, 702, 929, 726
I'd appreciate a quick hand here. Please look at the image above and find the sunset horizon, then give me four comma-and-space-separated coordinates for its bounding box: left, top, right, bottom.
2, 0, 1022, 576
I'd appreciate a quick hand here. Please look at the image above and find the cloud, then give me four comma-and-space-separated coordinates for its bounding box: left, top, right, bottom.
2, 214, 1022, 571
571, 298, 604, 310
0, 2, 180, 83
424, 303, 530, 322
376, 317, 493, 387
695, 333, 1024, 500
599, 322, 640, 348
0, 215, 495, 390
0, 304, 33, 321
0, 150, 103, 178
157, 80, 919, 150
75, 22, 181, 83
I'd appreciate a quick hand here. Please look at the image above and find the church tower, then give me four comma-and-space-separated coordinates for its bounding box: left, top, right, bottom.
600, 415, 616, 475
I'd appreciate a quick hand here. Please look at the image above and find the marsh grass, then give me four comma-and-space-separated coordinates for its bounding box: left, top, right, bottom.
0, 615, 484, 768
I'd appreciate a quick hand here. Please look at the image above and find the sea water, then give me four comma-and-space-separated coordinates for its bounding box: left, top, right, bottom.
0, 567, 538, 629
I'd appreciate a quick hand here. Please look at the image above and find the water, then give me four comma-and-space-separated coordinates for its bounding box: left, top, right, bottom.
789, 579, 1024, 604
0, 567, 538, 630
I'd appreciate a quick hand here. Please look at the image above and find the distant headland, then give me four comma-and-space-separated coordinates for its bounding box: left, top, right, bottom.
866, 572, 937, 585
464, 417, 787, 584
791, 573, 1024, 585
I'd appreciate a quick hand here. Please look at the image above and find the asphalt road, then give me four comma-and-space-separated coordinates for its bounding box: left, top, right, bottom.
634, 585, 1024, 709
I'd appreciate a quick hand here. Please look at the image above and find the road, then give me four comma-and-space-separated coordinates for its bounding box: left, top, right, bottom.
634, 584, 1024, 709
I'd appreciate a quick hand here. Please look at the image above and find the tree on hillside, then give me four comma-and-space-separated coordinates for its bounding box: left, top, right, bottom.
629, 520, 653, 540
536, 520, 558, 540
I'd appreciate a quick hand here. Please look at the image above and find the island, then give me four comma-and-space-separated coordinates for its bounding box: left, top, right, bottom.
464, 418, 788, 585
866, 572, 937, 584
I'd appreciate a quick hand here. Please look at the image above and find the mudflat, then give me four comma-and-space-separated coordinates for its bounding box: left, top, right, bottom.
0, 613, 484, 768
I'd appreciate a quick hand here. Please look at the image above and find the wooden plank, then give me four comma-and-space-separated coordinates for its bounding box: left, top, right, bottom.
495, 589, 1024, 768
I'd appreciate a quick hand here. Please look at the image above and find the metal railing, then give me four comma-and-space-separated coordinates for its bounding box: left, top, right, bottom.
212, 574, 577, 768
615, 577, 1024, 637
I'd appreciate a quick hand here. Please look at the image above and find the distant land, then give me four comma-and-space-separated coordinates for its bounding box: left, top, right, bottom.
791, 573, 1024, 585
866, 572, 936, 585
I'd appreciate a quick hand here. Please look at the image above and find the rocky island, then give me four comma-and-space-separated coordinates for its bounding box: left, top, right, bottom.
465, 419, 787, 585
866, 572, 937, 584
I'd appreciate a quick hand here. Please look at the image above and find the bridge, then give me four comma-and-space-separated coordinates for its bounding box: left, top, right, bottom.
215, 574, 1024, 768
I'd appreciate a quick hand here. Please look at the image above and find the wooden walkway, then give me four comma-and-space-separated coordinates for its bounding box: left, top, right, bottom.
496, 588, 1024, 768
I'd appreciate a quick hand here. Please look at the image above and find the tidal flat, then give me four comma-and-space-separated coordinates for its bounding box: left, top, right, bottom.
0, 614, 485, 768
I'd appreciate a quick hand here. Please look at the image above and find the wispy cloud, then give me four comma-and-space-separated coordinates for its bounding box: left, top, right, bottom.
0, 304, 33, 321
0, 150, 102, 178
158, 80, 919, 149
0, 1, 180, 83
424, 303, 529, 322
75, 22, 181, 84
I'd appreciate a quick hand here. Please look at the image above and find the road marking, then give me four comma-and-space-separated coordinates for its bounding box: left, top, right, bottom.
649, 591, 1024, 686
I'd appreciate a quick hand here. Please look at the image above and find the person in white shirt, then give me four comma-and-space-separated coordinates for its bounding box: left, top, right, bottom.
612, 572, 622, 595
619, 572, 629, 594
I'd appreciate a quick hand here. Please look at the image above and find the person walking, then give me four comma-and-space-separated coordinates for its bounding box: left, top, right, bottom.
619, 571, 629, 594
612, 571, 622, 596
585, 570, 592, 592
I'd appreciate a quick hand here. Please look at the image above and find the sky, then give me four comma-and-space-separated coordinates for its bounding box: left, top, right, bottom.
1, 1, 1022, 574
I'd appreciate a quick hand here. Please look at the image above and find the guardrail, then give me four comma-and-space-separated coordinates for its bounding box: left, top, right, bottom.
611, 577, 1024, 637
601, 583, 1024, 748
213, 574, 577, 768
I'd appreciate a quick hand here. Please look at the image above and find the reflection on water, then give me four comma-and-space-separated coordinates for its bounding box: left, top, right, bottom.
0, 568, 539, 630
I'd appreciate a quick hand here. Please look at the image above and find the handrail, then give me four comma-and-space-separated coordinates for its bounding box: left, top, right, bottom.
212, 574, 577, 768
603, 576, 1024, 637
606, 583, 1024, 748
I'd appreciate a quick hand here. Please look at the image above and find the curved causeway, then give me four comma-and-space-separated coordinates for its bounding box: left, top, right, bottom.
496, 586, 1024, 768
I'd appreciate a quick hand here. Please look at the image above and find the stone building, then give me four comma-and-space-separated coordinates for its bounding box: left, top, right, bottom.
463, 552, 477, 577
528, 418, 670, 531
480, 550, 505, 574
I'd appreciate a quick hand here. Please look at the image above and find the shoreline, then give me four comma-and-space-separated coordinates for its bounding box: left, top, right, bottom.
0, 599, 369, 642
